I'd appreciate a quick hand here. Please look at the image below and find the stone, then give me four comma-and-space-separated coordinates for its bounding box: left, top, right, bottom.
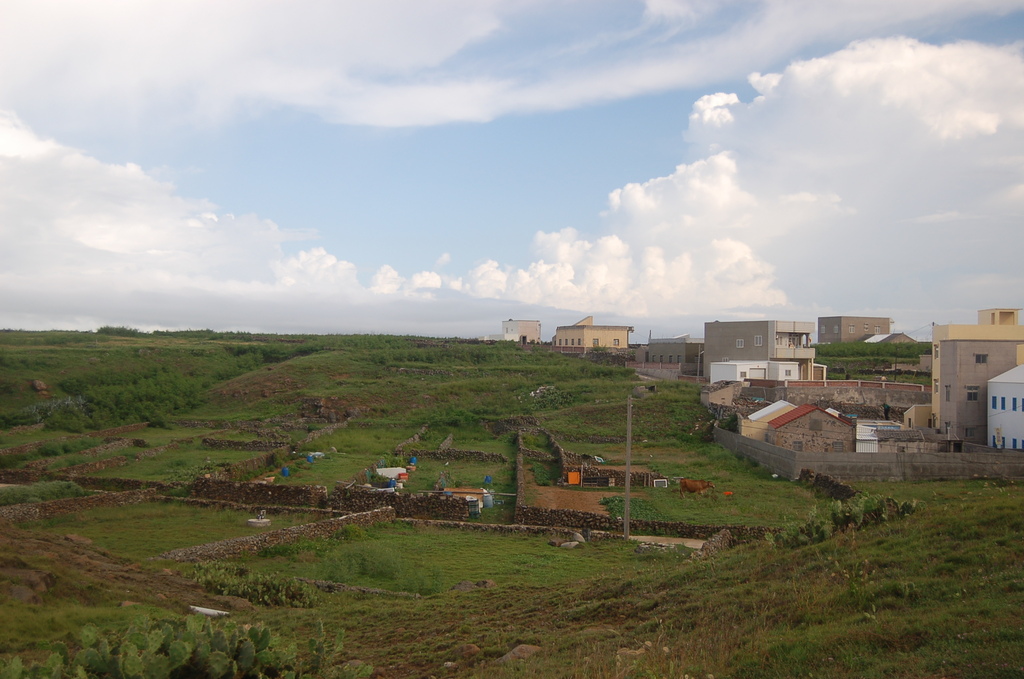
8, 585, 41, 604
548, 539, 565, 547
571, 532, 586, 543
559, 541, 579, 549
64, 534, 93, 545
497, 644, 541, 663
456, 644, 481, 658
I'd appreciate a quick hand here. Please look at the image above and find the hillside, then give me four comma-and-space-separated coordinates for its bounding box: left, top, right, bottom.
0, 331, 1022, 678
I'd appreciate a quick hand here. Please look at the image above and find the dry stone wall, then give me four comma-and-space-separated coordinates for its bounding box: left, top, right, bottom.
394, 425, 429, 453
156, 507, 396, 562
798, 469, 859, 500
330, 487, 469, 520
57, 456, 129, 476
0, 488, 158, 523
201, 438, 287, 452
215, 451, 282, 481
191, 477, 328, 508
406, 448, 507, 463
513, 504, 769, 541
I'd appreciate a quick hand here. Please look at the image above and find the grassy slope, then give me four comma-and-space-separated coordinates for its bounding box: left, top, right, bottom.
1, 332, 1022, 678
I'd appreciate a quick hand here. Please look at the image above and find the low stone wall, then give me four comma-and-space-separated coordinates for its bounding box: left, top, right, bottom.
330, 487, 470, 520
395, 424, 429, 453
134, 443, 179, 460
398, 518, 582, 540
201, 438, 288, 452
0, 469, 44, 484
798, 469, 859, 500
57, 456, 129, 476
1, 423, 45, 436
216, 451, 282, 481
406, 448, 508, 463
296, 421, 348, 446
165, 496, 337, 518
0, 488, 158, 523
693, 529, 734, 559
561, 465, 665, 488
515, 431, 553, 460
0, 441, 45, 457
56, 476, 180, 492
192, 477, 328, 508
513, 504, 770, 541
156, 507, 396, 562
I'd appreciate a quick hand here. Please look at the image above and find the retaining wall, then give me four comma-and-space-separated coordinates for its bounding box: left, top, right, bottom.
0, 488, 158, 523
330, 486, 469, 520
201, 438, 288, 452
406, 448, 508, 463
191, 477, 328, 508
741, 382, 929, 410
714, 426, 1024, 481
798, 469, 859, 500
512, 504, 769, 540
156, 507, 396, 562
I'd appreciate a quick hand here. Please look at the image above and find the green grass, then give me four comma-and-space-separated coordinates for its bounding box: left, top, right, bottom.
21, 503, 322, 561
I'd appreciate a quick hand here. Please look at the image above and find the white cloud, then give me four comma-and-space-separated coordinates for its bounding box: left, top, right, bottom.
2, 2, 1022, 130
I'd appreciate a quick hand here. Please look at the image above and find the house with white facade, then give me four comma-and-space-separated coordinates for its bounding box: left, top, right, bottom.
989, 364, 1024, 450
708, 360, 801, 384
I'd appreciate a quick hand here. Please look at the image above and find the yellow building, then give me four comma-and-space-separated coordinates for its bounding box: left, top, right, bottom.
904, 308, 1024, 443
552, 316, 633, 352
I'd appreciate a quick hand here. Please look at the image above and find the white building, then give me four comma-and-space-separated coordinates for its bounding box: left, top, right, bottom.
988, 364, 1024, 450
708, 360, 802, 383
479, 319, 542, 344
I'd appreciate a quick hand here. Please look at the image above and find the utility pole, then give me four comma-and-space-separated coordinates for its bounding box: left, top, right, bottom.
624, 394, 632, 539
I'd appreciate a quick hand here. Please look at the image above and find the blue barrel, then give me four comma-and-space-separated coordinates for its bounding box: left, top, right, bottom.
410, 456, 418, 465
306, 455, 314, 463
281, 467, 290, 477
387, 478, 397, 488
484, 475, 492, 484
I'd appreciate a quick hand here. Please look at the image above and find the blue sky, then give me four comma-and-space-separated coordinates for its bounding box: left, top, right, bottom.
2, 1, 1024, 341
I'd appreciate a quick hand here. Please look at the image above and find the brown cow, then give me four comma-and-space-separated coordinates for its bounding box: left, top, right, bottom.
679, 478, 715, 495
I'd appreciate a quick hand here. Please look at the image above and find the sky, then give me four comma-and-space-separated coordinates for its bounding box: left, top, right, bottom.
2, 1, 1024, 342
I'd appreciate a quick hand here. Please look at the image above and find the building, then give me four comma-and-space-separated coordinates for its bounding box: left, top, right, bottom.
479, 319, 541, 344
863, 332, 917, 344
988, 364, 1024, 450
638, 335, 704, 375
708, 360, 801, 383
552, 316, 633, 352
904, 308, 1024, 445
818, 316, 893, 343
703, 320, 822, 380
740, 400, 796, 442
764, 404, 856, 453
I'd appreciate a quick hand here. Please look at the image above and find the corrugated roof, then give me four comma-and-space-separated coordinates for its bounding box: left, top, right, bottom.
768, 403, 854, 429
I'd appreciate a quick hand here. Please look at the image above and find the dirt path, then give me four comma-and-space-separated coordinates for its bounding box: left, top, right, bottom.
530, 483, 616, 513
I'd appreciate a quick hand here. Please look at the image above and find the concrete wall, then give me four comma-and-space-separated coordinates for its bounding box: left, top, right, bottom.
715, 426, 1024, 481
741, 382, 930, 409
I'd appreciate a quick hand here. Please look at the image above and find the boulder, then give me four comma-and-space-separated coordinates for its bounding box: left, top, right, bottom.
498, 644, 541, 663
559, 541, 579, 549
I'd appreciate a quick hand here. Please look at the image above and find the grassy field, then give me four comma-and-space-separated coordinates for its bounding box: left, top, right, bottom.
1, 331, 1022, 678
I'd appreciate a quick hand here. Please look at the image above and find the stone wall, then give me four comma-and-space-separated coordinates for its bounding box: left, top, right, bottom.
561, 465, 665, 488
201, 437, 288, 452
330, 486, 470, 520
156, 507, 396, 562
191, 477, 328, 508
166, 496, 337, 518
1, 423, 45, 436
397, 518, 585, 540
798, 469, 859, 500
513, 504, 770, 540
215, 451, 282, 481
57, 476, 180, 492
714, 425, 1024, 481
0, 469, 44, 484
394, 424, 429, 453
406, 448, 508, 463
0, 488, 158, 523
515, 431, 553, 460
57, 455, 129, 476
742, 382, 930, 410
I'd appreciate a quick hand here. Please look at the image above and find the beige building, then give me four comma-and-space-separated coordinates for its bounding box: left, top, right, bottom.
552, 316, 633, 351
740, 400, 797, 442
765, 404, 856, 453
817, 316, 893, 343
904, 308, 1024, 445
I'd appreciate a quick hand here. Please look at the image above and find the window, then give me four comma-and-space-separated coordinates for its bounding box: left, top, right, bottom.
964, 427, 975, 439
834, 441, 844, 452
1001, 396, 1006, 410
613, 339, 620, 346
976, 354, 988, 364
993, 395, 999, 409
740, 371, 747, 378
1014, 439, 1019, 450
1014, 397, 1018, 411
934, 379, 939, 394
864, 323, 870, 332
833, 325, 839, 334
736, 339, 745, 348
934, 345, 939, 359
848, 324, 855, 334
945, 385, 951, 402
593, 338, 599, 346
874, 325, 881, 334
966, 386, 979, 402
785, 369, 793, 377
993, 435, 998, 447
754, 334, 763, 346
793, 440, 803, 451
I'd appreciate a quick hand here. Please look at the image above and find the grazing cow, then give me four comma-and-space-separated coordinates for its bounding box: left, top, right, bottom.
679, 478, 715, 495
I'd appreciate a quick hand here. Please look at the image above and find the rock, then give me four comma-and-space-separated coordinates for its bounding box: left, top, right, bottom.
571, 532, 586, 543
456, 644, 481, 658
498, 644, 541, 663
64, 534, 93, 545
30, 380, 49, 392
450, 580, 477, 592
559, 541, 579, 549
443, 661, 458, 668
548, 539, 565, 547
474, 580, 496, 589
8, 585, 41, 604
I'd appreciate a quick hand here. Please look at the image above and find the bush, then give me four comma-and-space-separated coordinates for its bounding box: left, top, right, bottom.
0, 615, 370, 678
318, 541, 444, 595
189, 563, 321, 608
0, 481, 89, 506
769, 494, 921, 548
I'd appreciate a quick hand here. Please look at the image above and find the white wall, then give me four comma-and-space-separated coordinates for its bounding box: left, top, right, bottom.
988, 377, 1024, 450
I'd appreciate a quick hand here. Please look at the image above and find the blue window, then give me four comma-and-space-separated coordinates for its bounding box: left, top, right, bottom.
1014, 439, 1019, 450
993, 396, 998, 409
1014, 397, 1019, 411
993, 435, 998, 446
1001, 397, 1006, 410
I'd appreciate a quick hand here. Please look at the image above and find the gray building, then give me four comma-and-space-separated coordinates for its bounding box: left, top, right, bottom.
703, 320, 819, 380
817, 316, 893, 343
639, 335, 704, 375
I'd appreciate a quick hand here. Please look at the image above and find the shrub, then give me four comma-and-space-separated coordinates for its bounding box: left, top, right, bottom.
189, 563, 321, 608
0, 481, 89, 506
0, 615, 370, 678
769, 494, 921, 548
